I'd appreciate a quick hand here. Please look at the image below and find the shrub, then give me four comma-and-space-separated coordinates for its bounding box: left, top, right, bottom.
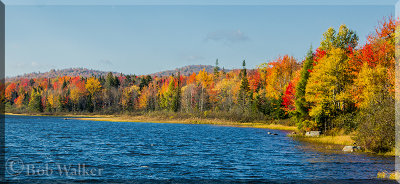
355, 99, 395, 153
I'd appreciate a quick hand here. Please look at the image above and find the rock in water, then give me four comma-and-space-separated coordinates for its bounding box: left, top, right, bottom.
343, 146, 354, 152
305, 131, 321, 137
343, 146, 363, 152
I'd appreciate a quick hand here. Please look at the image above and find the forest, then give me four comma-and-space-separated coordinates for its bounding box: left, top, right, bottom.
4, 17, 397, 154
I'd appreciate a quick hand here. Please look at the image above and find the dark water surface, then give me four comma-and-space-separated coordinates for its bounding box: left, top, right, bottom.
5, 115, 395, 181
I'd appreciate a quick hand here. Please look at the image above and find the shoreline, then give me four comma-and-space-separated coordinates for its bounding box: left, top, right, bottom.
5, 112, 396, 157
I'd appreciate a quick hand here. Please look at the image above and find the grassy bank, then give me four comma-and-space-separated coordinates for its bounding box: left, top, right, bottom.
5, 112, 106, 117
5, 112, 297, 131
289, 134, 396, 157
76, 116, 298, 131
377, 171, 400, 180
290, 134, 355, 146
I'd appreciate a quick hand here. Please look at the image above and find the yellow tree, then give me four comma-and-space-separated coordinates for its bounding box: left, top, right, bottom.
214, 77, 238, 111
47, 92, 55, 110
85, 77, 101, 111
353, 63, 390, 108
303, 24, 358, 132
305, 48, 353, 131
85, 77, 101, 96
138, 86, 149, 110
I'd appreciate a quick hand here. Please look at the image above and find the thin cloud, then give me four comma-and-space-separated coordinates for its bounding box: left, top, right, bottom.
205, 29, 249, 43
31, 62, 40, 67
14, 62, 47, 69
185, 55, 205, 61
16, 63, 25, 68
98, 59, 113, 66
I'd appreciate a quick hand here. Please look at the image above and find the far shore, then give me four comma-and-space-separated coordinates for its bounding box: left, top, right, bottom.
5, 112, 297, 131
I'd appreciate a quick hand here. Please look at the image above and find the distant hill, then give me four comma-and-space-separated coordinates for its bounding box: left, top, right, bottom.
6, 68, 119, 82
149, 65, 230, 77
6, 65, 232, 82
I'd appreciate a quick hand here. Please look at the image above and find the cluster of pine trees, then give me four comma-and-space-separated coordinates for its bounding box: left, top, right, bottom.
4, 17, 396, 153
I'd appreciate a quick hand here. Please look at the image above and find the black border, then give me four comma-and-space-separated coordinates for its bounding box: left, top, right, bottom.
3, 179, 400, 184
1, 0, 5, 183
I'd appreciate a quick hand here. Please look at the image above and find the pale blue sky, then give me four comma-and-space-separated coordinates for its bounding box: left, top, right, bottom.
5, 2, 396, 76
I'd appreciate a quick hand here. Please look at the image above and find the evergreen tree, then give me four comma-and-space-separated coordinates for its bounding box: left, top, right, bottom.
238, 60, 250, 111
29, 79, 35, 86
173, 72, 182, 112
295, 46, 314, 120
214, 59, 220, 79
114, 75, 120, 88
62, 80, 68, 89
240, 60, 250, 92
105, 72, 116, 89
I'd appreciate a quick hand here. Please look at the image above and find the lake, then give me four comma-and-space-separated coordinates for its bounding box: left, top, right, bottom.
5, 115, 396, 183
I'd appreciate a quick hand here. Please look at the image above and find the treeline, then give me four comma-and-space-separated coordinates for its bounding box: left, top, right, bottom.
4, 17, 396, 153
150, 65, 222, 77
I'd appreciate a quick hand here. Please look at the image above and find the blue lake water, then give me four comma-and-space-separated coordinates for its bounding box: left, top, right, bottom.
5, 115, 395, 181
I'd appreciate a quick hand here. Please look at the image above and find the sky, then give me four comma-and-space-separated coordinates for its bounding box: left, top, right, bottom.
4, 1, 397, 77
